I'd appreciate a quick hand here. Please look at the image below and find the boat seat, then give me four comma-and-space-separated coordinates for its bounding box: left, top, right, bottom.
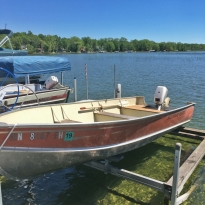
55, 119, 81, 123
95, 111, 136, 120
125, 105, 164, 113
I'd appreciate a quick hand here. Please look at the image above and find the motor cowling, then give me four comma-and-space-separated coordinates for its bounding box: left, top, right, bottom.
154, 86, 168, 107
45, 76, 58, 89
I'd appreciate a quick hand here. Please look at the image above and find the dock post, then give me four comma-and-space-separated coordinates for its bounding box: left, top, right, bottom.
61, 71, 63, 85
116, 84, 121, 98
25, 74, 30, 84
74, 77, 77, 102
0, 182, 3, 205
171, 143, 181, 205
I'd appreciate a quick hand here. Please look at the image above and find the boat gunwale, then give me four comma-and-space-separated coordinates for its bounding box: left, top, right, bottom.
0, 101, 195, 128
3, 87, 71, 97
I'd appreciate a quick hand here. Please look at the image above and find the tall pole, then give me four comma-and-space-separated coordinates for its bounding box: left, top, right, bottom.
85, 64, 88, 100
114, 64, 116, 98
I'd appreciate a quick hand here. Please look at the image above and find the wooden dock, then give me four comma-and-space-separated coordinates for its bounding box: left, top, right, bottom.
167, 127, 205, 204
85, 127, 205, 205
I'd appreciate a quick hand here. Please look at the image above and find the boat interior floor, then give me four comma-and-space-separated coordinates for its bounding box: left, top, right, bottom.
52, 104, 165, 123
0, 97, 171, 124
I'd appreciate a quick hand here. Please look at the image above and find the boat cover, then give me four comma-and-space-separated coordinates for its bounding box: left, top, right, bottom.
0, 29, 13, 37
0, 56, 71, 77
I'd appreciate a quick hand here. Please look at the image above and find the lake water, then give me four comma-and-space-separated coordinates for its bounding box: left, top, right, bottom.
1, 52, 205, 204
62, 51, 205, 129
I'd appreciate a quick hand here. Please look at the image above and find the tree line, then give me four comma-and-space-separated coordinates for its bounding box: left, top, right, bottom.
1, 30, 205, 54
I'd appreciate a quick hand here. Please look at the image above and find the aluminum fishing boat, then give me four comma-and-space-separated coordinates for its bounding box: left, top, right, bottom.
0, 86, 195, 180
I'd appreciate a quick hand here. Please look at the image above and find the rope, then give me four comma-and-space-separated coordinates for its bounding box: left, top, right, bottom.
60, 105, 70, 120
0, 123, 17, 150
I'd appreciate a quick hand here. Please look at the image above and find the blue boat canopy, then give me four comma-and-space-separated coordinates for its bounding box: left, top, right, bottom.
0, 56, 71, 77
0, 29, 13, 37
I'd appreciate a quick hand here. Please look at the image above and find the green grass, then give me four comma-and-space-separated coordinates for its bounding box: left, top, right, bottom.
55, 133, 205, 205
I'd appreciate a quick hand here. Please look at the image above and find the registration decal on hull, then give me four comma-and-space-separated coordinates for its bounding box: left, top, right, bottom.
18, 133, 22, 141
64, 132, 74, 141
30, 133, 35, 140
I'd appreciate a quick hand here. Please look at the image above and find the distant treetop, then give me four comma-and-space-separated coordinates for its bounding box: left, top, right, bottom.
1, 31, 204, 54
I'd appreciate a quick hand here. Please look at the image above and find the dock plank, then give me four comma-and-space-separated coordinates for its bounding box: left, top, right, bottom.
166, 138, 205, 194
172, 127, 205, 136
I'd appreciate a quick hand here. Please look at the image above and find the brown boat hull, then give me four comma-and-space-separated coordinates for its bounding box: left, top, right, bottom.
0, 104, 194, 180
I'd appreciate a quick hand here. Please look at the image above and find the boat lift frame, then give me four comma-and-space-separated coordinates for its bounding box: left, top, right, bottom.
0, 29, 14, 54
84, 127, 205, 205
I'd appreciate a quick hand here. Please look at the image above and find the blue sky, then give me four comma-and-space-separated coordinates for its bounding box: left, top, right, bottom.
1, 0, 205, 44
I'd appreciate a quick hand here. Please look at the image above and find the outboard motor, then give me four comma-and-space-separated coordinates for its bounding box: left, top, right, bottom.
45, 76, 58, 89
154, 86, 170, 110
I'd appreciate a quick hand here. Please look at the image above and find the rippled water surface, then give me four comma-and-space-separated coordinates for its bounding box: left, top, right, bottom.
61, 52, 205, 129
2, 52, 205, 204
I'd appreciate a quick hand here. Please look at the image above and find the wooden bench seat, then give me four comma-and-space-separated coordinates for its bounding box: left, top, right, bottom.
95, 111, 136, 120
55, 119, 81, 123
125, 105, 164, 113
